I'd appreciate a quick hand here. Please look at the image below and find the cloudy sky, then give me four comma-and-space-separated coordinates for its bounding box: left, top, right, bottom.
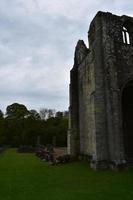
0, 0, 133, 112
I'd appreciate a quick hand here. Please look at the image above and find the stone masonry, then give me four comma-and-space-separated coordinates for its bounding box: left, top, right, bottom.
68, 11, 133, 169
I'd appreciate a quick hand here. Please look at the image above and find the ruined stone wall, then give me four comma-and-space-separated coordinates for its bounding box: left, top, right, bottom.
68, 11, 133, 169
78, 54, 96, 156
100, 12, 133, 164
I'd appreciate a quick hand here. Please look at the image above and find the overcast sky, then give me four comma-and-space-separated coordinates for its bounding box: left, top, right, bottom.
0, 0, 133, 112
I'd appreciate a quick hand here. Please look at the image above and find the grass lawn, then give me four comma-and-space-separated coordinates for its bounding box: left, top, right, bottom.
0, 149, 133, 200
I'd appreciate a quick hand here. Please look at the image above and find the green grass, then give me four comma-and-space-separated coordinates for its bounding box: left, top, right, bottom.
0, 149, 133, 200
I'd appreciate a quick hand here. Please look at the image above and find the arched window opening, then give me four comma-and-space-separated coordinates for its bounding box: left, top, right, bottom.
122, 26, 130, 44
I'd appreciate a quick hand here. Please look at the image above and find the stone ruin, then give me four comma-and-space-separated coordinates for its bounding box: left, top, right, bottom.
68, 11, 133, 169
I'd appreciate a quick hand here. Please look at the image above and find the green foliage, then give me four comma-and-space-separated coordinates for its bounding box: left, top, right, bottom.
6, 103, 29, 119
0, 110, 4, 118
0, 110, 5, 145
29, 110, 41, 120
0, 103, 68, 147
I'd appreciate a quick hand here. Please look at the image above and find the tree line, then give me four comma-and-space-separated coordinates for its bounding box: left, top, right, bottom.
0, 103, 68, 147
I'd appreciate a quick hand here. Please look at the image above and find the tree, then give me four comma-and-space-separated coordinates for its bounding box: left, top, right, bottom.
0, 110, 4, 119
0, 109, 5, 145
28, 110, 41, 120
2, 103, 68, 147
39, 108, 48, 120
6, 103, 29, 119
47, 109, 55, 119
56, 111, 63, 118
39, 108, 55, 120
5, 103, 29, 146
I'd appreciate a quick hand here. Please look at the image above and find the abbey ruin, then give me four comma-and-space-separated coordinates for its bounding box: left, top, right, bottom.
68, 11, 133, 169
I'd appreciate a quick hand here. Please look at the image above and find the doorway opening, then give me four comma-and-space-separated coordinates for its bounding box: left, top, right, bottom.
122, 80, 133, 159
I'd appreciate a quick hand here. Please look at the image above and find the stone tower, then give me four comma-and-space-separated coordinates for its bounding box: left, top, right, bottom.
68, 11, 133, 169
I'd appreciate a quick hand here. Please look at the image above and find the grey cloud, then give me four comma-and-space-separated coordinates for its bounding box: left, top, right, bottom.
0, 0, 133, 112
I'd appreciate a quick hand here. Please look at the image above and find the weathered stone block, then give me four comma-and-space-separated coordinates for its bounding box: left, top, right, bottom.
68, 11, 133, 170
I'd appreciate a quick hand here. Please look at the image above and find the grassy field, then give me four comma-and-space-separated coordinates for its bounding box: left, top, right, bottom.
0, 149, 133, 200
